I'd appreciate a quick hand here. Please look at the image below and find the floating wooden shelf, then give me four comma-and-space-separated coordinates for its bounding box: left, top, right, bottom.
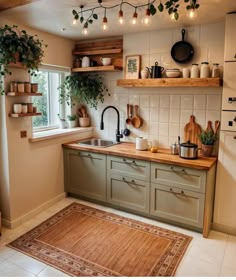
72, 65, 123, 72
117, 78, 222, 88
7, 62, 26, 69
9, 113, 42, 118
6, 92, 42, 96
73, 48, 122, 56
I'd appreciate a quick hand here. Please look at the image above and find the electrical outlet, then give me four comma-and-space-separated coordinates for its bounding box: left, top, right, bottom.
20, 131, 27, 138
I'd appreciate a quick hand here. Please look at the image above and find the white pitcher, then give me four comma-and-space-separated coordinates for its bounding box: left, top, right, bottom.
81, 56, 90, 67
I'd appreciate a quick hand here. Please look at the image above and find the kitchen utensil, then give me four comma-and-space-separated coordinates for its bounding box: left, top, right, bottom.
206, 120, 214, 133
171, 29, 194, 63
146, 62, 164, 78
136, 137, 148, 150
165, 69, 181, 78
100, 57, 111, 66
126, 104, 132, 125
184, 115, 202, 147
80, 105, 88, 117
13, 104, 22, 113
81, 56, 90, 67
123, 128, 130, 136
214, 120, 220, 135
179, 140, 199, 159
131, 105, 143, 128
170, 143, 179, 155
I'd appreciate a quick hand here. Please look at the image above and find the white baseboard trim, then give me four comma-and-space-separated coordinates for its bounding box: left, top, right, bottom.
2, 192, 66, 229
212, 222, 236, 236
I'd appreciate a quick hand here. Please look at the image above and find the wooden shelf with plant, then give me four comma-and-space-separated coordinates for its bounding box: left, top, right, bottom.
6, 92, 42, 96
8, 113, 42, 118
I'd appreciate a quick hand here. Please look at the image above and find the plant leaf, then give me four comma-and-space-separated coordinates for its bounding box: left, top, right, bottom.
93, 13, 98, 19
158, 2, 164, 12
80, 16, 84, 23
72, 9, 77, 16
150, 4, 157, 15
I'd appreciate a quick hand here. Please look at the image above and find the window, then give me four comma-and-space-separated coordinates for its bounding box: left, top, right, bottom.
31, 67, 69, 131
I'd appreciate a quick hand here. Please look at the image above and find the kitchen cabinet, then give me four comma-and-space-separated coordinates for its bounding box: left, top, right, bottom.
63, 147, 216, 237
224, 13, 236, 62
214, 131, 236, 232
64, 149, 106, 202
222, 62, 236, 111
107, 156, 150, 213
150, 163, 206, 229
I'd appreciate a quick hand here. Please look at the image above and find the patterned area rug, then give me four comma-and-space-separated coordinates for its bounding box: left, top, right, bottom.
8, 202, 192, 276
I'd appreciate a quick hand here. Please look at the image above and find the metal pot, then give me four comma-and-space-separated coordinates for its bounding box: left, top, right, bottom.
179, 141, 199, 159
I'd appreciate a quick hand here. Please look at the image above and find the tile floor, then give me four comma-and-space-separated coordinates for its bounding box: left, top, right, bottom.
0, 197, 236, 277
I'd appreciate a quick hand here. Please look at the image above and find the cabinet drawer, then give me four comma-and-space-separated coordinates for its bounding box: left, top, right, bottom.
107, 155, 150, 181
150, 183, 204, 229
107, 174, 150, 213
151, 162, 206, 193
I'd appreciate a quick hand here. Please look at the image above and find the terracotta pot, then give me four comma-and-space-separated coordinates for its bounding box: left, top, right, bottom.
79, 117, 90, 127
201, 144, 213, 157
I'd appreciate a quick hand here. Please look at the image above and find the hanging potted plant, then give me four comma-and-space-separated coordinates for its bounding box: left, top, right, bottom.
0, 24, 47, 94
58, 72, 110, 110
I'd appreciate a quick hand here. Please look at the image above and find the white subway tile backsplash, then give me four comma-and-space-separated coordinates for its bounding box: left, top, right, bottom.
181, 95, 194, 110
160, 95, 170, 108
149, 122, 159, 136
158, 136, 169, 147
170, 109, 180, 124
206, 111, 221, 124
170, 95, 181, 109
180, 110, 193, 124
169, 124, 180, 137
159, 122, 169, 136
207, 95, 222, 110
194, 95, 207, 110
159, 108, 170, 122
193, 110, 206, 127
150, 108, 159, 121
140, 95, 150, 107
129, 95, 140, 105
150, 95, 160, 108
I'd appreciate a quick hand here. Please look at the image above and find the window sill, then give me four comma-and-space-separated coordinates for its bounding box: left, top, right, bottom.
29, 127, 93, 143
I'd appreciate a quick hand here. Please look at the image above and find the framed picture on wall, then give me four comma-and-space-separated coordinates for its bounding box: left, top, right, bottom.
125, 55, 141, 79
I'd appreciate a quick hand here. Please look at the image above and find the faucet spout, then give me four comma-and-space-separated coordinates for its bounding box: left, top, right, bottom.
100, 106, 123, 142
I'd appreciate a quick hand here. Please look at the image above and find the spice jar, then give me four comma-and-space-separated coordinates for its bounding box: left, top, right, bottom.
190, 64, 199, 78
212, 63, 220, 78
27, 103, 33, 113
24, 82, 31, 93
200, 62, 210, 78
17, 82, 25, 93
22, 103, 28, 114
10, 81, 18, 92
31, 83, 38, 93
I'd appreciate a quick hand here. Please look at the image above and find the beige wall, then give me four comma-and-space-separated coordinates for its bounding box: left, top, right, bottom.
0, 18, 93, 226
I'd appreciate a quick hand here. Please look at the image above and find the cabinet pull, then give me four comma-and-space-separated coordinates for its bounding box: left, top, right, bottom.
170, 166, 186, 173
234, 136, 236, 140
123, 158, 136, 165
170, 188, 185, 196
234, 117, 236, 123
235, 54, 236, 59
228, 97, 236, 103
122, 177, 137, 185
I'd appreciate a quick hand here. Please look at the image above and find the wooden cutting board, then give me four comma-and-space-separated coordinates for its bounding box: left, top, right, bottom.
184, 115, 202, 146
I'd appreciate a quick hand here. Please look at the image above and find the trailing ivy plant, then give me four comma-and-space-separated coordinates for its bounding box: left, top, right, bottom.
58, 73, 110, 109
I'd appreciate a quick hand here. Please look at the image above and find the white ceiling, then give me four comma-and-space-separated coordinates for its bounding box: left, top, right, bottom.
1, 0, 236, 40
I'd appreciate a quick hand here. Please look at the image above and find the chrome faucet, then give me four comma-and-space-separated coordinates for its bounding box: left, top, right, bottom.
100, 106, 123, 142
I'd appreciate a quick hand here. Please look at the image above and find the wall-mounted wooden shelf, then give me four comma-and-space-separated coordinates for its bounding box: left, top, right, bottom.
117, 78, 222, 88
9, 113, 42, 118
7, 62, 26, 69
72, 65, 123, 72
73, 48, 122, 56
6, 92, 42, 96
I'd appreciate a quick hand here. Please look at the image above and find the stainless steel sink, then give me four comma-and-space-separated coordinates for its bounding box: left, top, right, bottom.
78, 139, 120, 148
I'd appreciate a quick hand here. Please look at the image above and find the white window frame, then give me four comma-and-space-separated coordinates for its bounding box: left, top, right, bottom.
32, 65, 70, 133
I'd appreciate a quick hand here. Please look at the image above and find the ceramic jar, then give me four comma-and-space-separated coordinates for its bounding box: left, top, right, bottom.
13, 104, 22, 113
22, 103, 28, 113
10, 81, 18, 92
24, 82, 31, 93
212, 63, 220, 78
200, 62, 210, 78
17, 82, 24, 93
190, 64, 200, 78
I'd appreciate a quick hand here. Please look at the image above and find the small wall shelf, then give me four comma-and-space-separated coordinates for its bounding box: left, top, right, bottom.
72, 48, 122, 56
6, 92, 42, 96
117, 78, 222, 88
72, 65, 123, 73
9, 113, 42, 118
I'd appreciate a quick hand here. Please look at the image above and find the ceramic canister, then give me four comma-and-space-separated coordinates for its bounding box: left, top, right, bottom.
136, 137, 148, 150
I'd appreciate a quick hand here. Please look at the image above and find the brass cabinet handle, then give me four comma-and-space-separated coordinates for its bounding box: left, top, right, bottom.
170, 166, 186, 173
170, 188, 185, 196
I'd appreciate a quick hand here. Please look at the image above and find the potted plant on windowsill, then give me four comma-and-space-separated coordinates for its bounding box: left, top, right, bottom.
198, 130, 217, 157
58, 72, 109, 109
67, 114, 77, 128
0, 24, 47, 94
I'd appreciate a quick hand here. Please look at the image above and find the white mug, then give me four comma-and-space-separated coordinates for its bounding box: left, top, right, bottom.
136, 137, 148, 150
182, 68, 190, 78
13, 104, 22, 113
100, 57, 111, 66
141, 69, 148, 79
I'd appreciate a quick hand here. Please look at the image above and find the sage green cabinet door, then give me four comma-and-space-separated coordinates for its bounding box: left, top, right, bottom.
150, 183, 204, 229
107, 156, 150, 180
107, 174, 150, 213
151, 162, 206, 193
64, 149, 106, 202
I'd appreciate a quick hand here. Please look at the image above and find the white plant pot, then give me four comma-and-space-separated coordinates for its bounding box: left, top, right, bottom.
68, 120, 76, 128
59, 120, 67, 129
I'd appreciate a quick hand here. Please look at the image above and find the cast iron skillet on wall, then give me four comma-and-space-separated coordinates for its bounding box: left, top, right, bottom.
171, 29, 194, 63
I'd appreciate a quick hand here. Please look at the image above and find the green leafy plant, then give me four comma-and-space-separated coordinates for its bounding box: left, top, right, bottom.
58, 73, 109, 109
0, 24, 47, 94
198, 131, 217, 145
67, 114, 77, 121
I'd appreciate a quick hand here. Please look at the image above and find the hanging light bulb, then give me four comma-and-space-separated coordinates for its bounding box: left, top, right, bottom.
170, 12, 177, 21
118, 10, 125, 24
187, 8, 198, 19
130, 8, 138, 25
142, 7, 152, 25
72, 18, 77, 25
82, 24, 89, 35
101, 8, 109, 31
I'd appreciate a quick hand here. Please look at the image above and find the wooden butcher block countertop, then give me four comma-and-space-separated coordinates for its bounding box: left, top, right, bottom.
63, 140, 217, 170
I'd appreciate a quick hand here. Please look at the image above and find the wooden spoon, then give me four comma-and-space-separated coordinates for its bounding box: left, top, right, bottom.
131, 105, 143, 128
214, 120, 220, 135
126, 104, 132, 125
